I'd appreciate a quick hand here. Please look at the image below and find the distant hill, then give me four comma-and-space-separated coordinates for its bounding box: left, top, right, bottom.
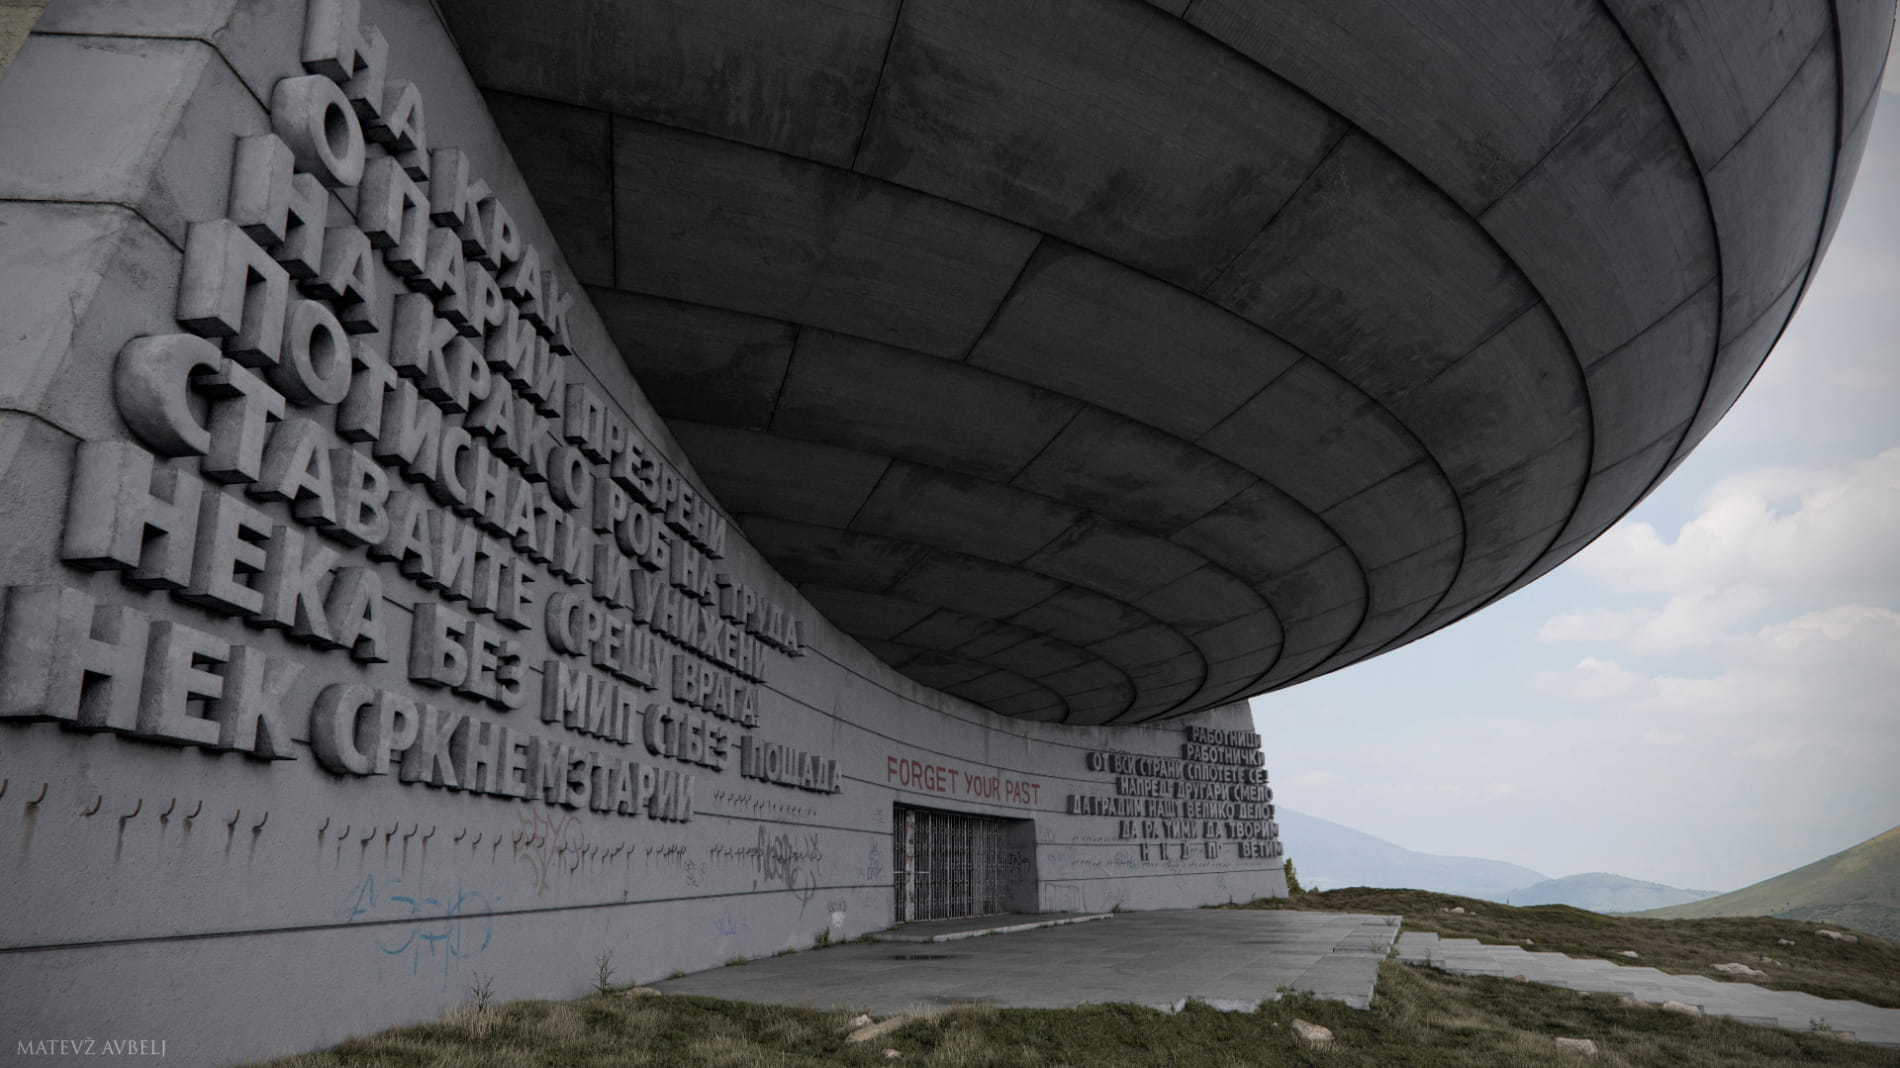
1276, 808, 1547, 899
1641, 825, 1900, 940
1499, 872, 1719, 913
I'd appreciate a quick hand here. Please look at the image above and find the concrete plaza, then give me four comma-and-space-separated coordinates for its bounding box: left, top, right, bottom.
656, 909, 1401, 1014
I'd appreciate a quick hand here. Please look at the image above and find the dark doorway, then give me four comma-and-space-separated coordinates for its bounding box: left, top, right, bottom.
892, 804, 1028, 922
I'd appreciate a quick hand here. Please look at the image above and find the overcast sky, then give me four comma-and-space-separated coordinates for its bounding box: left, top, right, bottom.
1252, 44, 1900, 894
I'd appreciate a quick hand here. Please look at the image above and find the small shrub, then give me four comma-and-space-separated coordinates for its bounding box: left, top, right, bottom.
593, 951, 617, 995
1283, 858, 1305, 895
465, 972, 494, 1014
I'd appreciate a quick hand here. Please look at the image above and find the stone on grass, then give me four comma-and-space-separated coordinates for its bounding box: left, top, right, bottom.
1712, 962, 1766, 978
847, 1014, 873, 1028
1777, 938, 1796, 946
1618, 996, 1646, 1009
1291, 1019, 1334, 1046
883, 1049, 902, 1059
1554, 1037, 1599, 1055
1661, 1001, 1701, 1016
1616, 950, 1640, 958
846, 1017, 914, 1044
1816, 930, 1859, 944
620, 987, 661, 998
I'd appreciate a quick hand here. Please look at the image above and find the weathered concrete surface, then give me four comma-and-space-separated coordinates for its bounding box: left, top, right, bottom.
0, 3, 1287, 1065
444, 0, 1896, 724
659, 909, 1402, 1013
1399, 932, 1900, 1048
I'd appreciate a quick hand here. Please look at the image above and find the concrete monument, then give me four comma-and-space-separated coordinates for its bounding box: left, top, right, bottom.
0, 0, 1885, 1062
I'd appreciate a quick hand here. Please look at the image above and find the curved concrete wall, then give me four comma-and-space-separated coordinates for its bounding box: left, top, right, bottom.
0, 2, 1282, 1063
441, 0, 1893, 725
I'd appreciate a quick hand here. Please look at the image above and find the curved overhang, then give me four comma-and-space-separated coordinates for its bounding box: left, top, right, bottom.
440, 0, 1893, 724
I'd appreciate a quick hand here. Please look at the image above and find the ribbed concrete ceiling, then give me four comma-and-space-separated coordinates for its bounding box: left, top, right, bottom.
441, 0, 1891, 724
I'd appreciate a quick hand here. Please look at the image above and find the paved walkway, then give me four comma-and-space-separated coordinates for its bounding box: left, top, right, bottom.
1397, 932, 1900, 1048
657, 909, 1401, 1014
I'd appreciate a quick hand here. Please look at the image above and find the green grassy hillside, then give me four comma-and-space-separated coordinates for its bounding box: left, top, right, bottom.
1641, 826, 1900, 940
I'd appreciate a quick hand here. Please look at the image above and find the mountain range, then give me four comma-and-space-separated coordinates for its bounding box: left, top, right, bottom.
1277, 809, 1717, 913
1641, 825, 1900, 939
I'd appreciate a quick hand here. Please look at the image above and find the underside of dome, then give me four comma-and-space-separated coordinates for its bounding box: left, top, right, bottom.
442, 0, 1890, 724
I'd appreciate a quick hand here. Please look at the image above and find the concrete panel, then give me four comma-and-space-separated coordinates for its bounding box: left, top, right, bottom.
1197, 359, 1424, 511
1011, 408, 1256, 534
670, 423, 889, 527
1208, 134, 1539, 406
970, 242, 1302, 439
1185, 0, 1631, 212
856, 0, 1343, 289
1260, 547, 1366, 628
440, 0, 899, 167
1136, 566, 1270, 633
0, 203, 182, 455
1387, 306, 1587, 487
35, 0, 301, 102
1435, 452, 1583, 606
1318, 463, 1462, 571
741, 517, 925, 592
1583, 284, 1721, 466
1601, 0, 1830, 168
892, 553, 1066, 619
853, 462, 1081, 565
985, 634, 1097, 680
0, 34, 257, 248
773, 331, 1081, 480
1025, 522, 1208, 602
1185, 609, 1284, 666
1009, 588, 1153, 648
1481, 69, 1717, 362
485, 92, 616, 287
589, 289, 795, 430
802, 585, 940, 640
896, 608, 1004, 653
1706, 38, 1838, 339
1089, 625, 1201, 674
1170, 482, 1343, 588
611, 118, 1039, 357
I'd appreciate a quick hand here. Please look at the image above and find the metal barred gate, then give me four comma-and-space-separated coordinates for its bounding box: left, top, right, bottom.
892, 804, 1011, 922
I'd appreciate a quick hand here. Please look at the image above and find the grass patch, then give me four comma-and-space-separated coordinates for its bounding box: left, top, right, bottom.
248, 964, 1895, 1067
1234, 887, 1900, 1008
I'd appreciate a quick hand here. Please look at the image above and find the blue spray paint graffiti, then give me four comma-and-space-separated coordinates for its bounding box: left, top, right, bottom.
340, 874, 496, 986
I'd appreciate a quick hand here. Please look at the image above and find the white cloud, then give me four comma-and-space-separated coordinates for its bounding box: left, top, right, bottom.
1570, 449, 1900, 620
1641, 730, 1686, 747
1528, 657, 1642, 701
1634, 605, 1900, 754
1539, 608, 1644, 643
1625, 587, 1771, 653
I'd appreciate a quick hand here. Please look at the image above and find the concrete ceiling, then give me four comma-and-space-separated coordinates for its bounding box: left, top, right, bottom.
441, 0, 1892, 724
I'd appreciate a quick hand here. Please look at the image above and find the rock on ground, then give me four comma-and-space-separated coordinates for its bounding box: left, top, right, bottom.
846, 1017, 915, 1044
1554, 1037, 1599, 1055
1616, 950, 1640, 958
1291, 1019, 1334, 1046
1661, 1001, 1701, 1015
1817, 930, 1860, 944
1712, 962, 1767, 978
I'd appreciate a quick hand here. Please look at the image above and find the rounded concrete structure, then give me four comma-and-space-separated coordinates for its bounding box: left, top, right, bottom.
445, 0, 1893, 725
